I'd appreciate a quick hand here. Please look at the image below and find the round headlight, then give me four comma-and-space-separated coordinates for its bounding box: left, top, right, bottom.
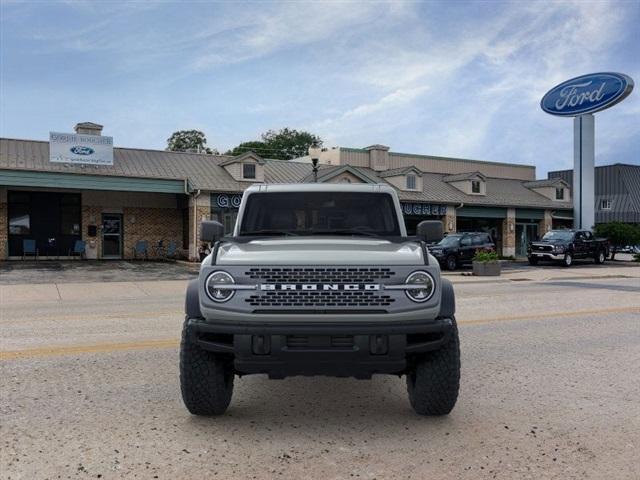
405, 271, 435, 303
205, 271, 235, 302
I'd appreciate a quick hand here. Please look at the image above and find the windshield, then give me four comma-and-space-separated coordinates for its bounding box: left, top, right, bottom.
239, 192, 401, 237
542, 231, 574, 241
437, 235, 461, 247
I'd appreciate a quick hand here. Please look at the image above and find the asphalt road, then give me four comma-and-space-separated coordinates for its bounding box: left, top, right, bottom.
2, 272, 639, 479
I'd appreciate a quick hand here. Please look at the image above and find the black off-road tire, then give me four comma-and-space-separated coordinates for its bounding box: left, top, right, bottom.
562, 253, 573, 267
528, 256, 539, 266
445, 255, 457, 271
594, 250, 606, 264
180, 320, 234, 416
406, 317, 460, 416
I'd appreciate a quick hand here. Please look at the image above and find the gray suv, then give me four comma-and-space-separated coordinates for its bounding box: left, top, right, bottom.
181, 184, 459, 416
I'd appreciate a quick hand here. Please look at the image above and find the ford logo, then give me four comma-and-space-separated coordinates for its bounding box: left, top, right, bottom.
70, 146, 95, 155
541, 72, 634, 116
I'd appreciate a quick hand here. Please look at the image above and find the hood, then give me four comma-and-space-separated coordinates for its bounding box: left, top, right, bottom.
531, 239, 568, 246
216, 237, 424, 265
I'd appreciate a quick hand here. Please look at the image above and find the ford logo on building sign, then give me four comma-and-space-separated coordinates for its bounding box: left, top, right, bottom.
541, 72, 634, 116
70, 146, 95, 155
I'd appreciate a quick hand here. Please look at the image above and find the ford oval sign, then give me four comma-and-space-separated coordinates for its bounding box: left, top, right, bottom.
541, 72, 634, 116
70, 145, 95, 155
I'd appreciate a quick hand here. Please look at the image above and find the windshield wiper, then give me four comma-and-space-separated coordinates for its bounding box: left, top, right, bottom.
309, 228, 383, 238
241, 229, 299, 237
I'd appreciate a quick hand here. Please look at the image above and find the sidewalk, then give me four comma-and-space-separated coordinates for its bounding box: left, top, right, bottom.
0, 279, 188, 306
442, 260, 640, 283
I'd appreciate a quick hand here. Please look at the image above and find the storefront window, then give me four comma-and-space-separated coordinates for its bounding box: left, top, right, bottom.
9, 209, 30, 234
8, 191, 81, 257
8, 192, 30, 234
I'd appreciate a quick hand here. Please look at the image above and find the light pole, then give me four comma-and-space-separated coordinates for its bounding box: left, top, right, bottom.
308, 144, 321, 183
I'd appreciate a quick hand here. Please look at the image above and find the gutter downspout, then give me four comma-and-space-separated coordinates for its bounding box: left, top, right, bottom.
451, 202, 464, 233
192, 189, 201, 262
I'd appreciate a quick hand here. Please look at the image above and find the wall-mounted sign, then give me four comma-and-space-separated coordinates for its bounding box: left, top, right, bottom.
214, 193, 242, 209
49, 132, 114, 165
540, 72, 634, 117
401, 203, 447, 216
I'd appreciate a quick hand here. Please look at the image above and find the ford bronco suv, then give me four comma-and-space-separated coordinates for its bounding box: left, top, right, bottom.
180, 184, 459, 416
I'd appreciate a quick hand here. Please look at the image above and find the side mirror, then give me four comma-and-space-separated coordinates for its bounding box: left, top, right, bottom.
200, 220, 225, 243
416, 220, 444, 243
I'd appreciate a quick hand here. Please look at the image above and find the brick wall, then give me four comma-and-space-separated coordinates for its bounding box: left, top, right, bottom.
539, 210, 553, 238
188, 205, 211, 261
501, 208, 516, 257
81, 205, 103, 259
122, 207, 183, 260
444, 205, 457, 233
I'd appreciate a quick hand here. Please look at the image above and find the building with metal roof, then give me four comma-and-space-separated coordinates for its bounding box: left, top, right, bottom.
1, 123, 575, 260
549, 164, 640, 224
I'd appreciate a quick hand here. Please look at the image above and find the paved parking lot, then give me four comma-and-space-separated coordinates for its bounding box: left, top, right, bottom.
1, 261, 639, 479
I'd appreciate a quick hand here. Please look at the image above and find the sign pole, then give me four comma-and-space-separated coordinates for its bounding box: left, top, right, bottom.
572, 114, 595, 229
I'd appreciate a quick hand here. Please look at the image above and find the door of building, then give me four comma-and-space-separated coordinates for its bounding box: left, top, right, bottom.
516, 223, 538, 257
102, 214, 123, 259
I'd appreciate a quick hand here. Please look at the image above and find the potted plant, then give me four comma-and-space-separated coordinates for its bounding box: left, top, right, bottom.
472, 250, 501, 276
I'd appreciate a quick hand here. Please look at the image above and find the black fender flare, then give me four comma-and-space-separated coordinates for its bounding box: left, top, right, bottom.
185, 279, 203, 319
438, 277, 455, 318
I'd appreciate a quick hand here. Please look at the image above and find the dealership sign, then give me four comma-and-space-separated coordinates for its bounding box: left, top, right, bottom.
540, 72, 634, 230
402, 203, 447, 216
541, 72, 634, 116
214, 193, 243, 209
49, 132, 114, 165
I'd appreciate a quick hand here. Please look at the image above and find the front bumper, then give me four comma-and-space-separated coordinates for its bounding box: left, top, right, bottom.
528, 251, 564, 260
187, 317, 453, 378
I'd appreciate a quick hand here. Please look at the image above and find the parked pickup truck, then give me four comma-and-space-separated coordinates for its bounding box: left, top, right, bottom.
527, 230, 609, 267
181, 184, 460, 416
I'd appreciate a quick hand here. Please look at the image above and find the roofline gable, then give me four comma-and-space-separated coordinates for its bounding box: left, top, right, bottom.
307, 165, 378, 184
443, 171, 486, 183
219, 151, 266, 166
378, 166, 423, 178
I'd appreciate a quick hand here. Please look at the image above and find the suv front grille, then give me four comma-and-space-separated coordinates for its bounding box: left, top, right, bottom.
246, 290, 395, 308
245, 267, 395, 283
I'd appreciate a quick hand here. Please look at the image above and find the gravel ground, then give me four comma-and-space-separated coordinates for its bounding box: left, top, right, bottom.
1, 274, 639, 479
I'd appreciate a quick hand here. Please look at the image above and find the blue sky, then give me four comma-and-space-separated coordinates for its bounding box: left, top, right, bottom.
1, 0, 638, 176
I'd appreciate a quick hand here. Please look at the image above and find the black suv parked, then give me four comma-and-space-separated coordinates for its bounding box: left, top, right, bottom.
430, 232, 496, 270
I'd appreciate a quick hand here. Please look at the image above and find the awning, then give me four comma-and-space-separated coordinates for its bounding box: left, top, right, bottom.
0, 169, 187, 194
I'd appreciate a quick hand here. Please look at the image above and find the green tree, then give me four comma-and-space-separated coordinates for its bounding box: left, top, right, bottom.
594, 222, 640, 260
225, 141, 268, 157
261, 128, 322, 160
226, 128, 322, 160
167, 130, 217, 154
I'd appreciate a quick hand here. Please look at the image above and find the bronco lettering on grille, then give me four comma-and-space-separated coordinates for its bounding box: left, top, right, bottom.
260, 284, 380, 291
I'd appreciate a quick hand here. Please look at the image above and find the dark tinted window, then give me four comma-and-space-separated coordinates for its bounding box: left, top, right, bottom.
438, 235, 461, 247
239, 192, 401, 236
243, 163, 256, 179
460, 236, 472, 246
543, 231, 573, 241
472, 234, 484, 246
